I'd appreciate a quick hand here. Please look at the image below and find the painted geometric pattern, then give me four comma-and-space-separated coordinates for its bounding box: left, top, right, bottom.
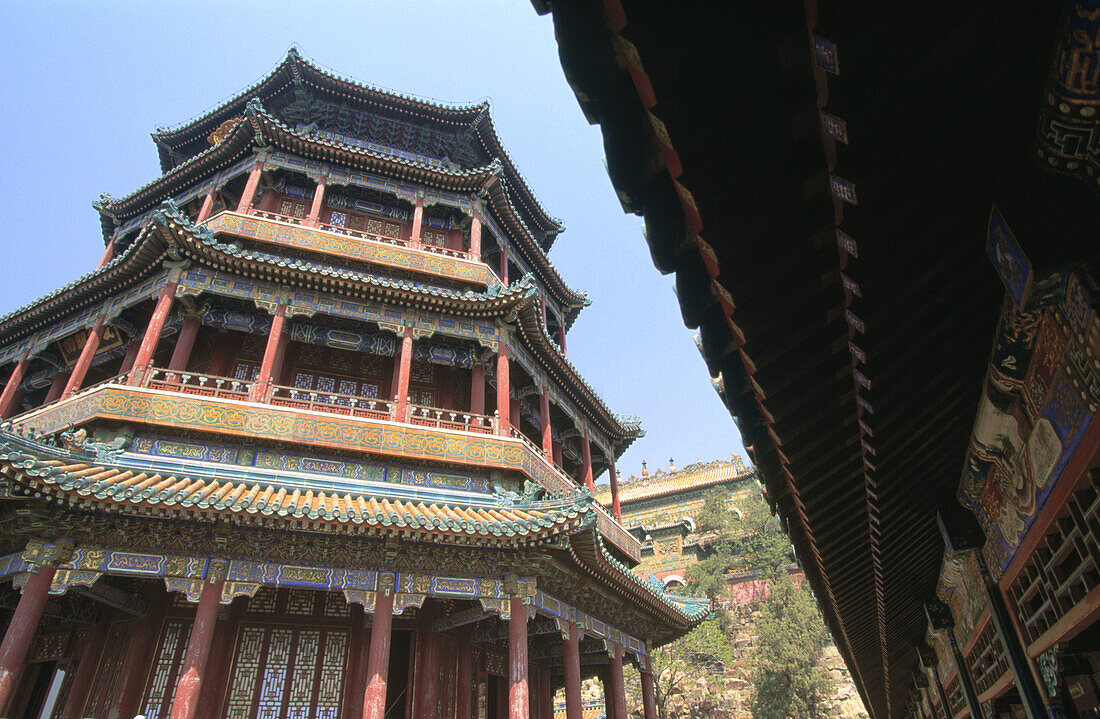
204, 211, 495, 286
142, 619, 192, 719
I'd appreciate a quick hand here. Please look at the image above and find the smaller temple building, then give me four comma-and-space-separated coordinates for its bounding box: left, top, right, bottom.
595, 457, 756, 588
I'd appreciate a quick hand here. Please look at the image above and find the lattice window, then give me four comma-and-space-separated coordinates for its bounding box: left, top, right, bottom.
1008, 469, 1100, 645
384, 222, 402, 239
346, 214, 365, 232
293, 372, 315, 390
411, 361, 434, 384
298, 346, 326, 367
84, 622, 131, 719
142, 619, 192, 719
225, 626, 265, 719
945, 676, 965, 718
323, 592, 350, 618
285, 589, 317, 617
29, 630, 70, 662
240, 334, 268, 359
234, 362, 261, 382
365, 218, 384, 235
315, 376, 336, 393
330, 349, 356, 374
286, 630, 320, 719
966, 620, 1009, 696
361, 355, 384, 378
257, 628, 293, 719
248, 587, 279, 615
422, 229, 447, 247
280, 199, 307, 218
328, 211, 347, 227
315, 632, 347, 719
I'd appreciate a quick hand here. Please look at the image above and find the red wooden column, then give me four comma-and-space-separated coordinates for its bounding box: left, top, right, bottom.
540, 392, 553, 458
608, 646, 627, 719
235, 162, 264, 213
168, 315, 202, 372
128, 280, 179, 386
196, 187, 217, 223
500, 246, 510, 284
168, 574, 225, 719
496, 344, 510, 435
196, 600, 242, 719
43, 372, 69, 404
640, 653, 657, 719
306, 175, 328, 227
456, 629, 474, 719
608, 456, 622, 522
558, 326, 567, 357
97, 240, 116, 268
552, 441, 563, 468
469, 208, 482, 261
62, 319, 106, 399
581, 434, 594, 491
409, 195, 424, 247
563, 624, 582, 719
342, 604, 369, 719
114, 586, 167, 719
249, 304, 287, 402
0, 565, 57, 716
60, 609, 113, 719
508, 595, 529, 719
392, 328, 414, 420
471, 364, 486, 416
119, 333, 143, 375
538, 662, 553, 719
363, 575, 396, 719
0, 352, 31, 418
415, 601, 442, 719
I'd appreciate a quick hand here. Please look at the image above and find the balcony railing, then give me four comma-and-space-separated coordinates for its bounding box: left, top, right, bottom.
270, 385, 394, 421
407, 402, 495, 434
316, 221, 410, 250
9, 367, 641, 560
252, 210, 305, 226
145, 369, 252, 401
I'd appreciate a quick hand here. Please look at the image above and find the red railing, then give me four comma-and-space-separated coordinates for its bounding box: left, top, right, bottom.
407, 402, 496, 434
270, 385, 394, 421
251, 210, 305, 226
144, 369, 251, 401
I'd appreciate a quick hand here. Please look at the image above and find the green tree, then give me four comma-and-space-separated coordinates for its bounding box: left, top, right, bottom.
648, 617, 735, 719
748, 574, 834, 719
686, 485, 792, 599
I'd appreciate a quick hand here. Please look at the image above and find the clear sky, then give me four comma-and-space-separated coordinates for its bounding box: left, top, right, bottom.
0, 1, 746, 479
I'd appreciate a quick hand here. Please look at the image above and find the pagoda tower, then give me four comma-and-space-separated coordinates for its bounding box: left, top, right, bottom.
0, 50, 705, 719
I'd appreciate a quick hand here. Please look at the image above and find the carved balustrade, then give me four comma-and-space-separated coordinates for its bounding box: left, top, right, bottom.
270, 384, 394, 422
145, 369, 252, 401
407, 401, 495, 434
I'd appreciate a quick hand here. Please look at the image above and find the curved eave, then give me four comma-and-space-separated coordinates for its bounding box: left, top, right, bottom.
0, 439, 593, 544
0, 229, 169, 347
153, 48, 564, 242
596, 466, 756, 506
566, 529, 707, 635
513, 298, 643, 451
157, 209, 541, 318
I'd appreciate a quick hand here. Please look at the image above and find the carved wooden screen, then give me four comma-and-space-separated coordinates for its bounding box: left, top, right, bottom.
82, 621, 132, 718
141, 619, 192, 719
222, 623, 349, 719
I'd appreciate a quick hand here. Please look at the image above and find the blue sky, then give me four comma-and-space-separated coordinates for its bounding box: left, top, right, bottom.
0, 1, 746, 479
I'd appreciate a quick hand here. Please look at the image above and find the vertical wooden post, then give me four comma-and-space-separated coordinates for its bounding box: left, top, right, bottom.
538, 662, 552, 719
112, 586, 167, 719
558, 326, 566, 356
363, 576, 395, 719
60, 609, 113, 719
640, 653, 657, 719
196, 600, 242, 719
393, 328, 414, 420
235, 162, 264, 214
415, 601, 441, 719
552, 441, 563, 468
168, 315, 202, 372
119, 334, 143, 376
0, 352, 31, 418
250, 304, 287, 402
470, 209, 482, 261
129, 280, 178, 386
456, 629, 474, 719
343, 603, 369, 719
97, 240, 116, 268
43, 372, 69, 404
609, 457, 622, 522
608, 646, 627, 719
196, 187, 216, 223
540, 391, 553, 458
947, 631, 983, 719
581, 434, 594, 491
62, 319, 105, 399
168, 576, 225, 719
410, 196, 424, 247
471, 364, 486, 417
307, 175, 328, 227
496, 345, 510, 435
0, 566, 57, 716
500, 246, 509, 284
563, 624, 582, 719
980, 559, 1046, 719
508, 596, 529, 719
